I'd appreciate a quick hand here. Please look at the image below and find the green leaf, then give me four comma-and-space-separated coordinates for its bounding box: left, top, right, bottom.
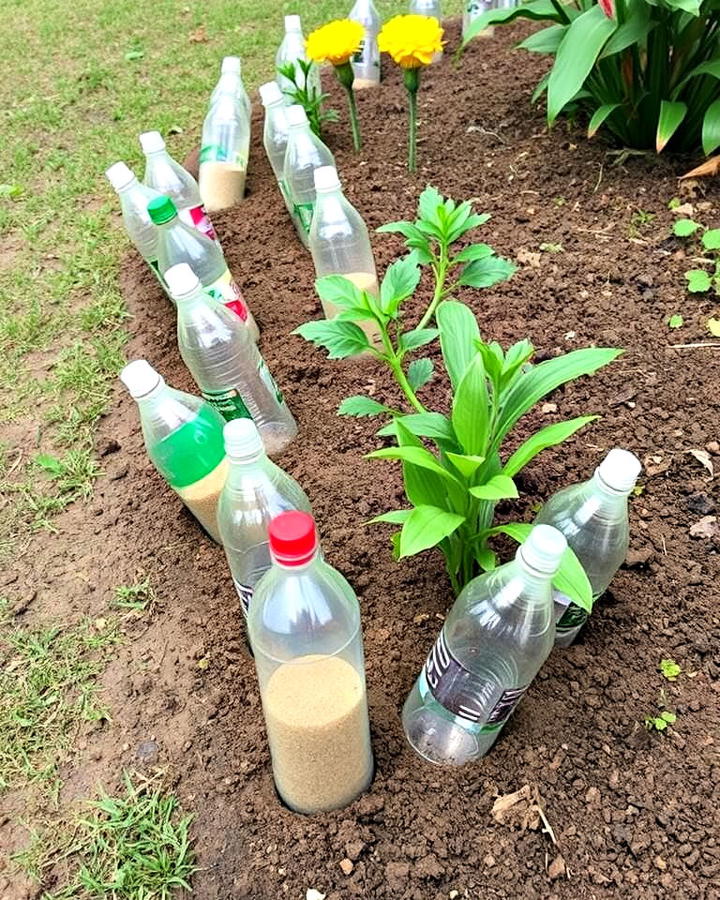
407, 358, 434, 391
488, 521, 532, 544
399, 506, 466, 558
503, 416, 598, 477
661, 710, 676, 724
547, 6, 616, 125
457, 255, 516, 288
452, 354, 490, 456
315, 274, 366, 311
659, 658, 682, 680
532, 71, 551, 103
656, 100, 687, 153
34, 453, 64, 476
418, 185, 444, 228
587, 103, 621, 138
124, 49, 144, 61
453, 243, 493, 264
292, 320, 371, 359
462, 0, 564, 45
500, 338, 535, 386
673, 219, 701, 237
399, 327, 439, 352
367, 509, 412, 525
685, 269, 712, 292
517, 23, 565, 53
0, 183, 24, 199
554, 546, 593, 613
662, 0, 699, 13
338, 396, 391, 417
474, 545, 497, 571
707, 316, 720, 337
380, 253, 421, 316
366, 445, 461, 485
469, 474, 519, 500
377, 413, 457, 447
667, 314, 684, 329
437, 301, 481, 390
445, 452, 486, 478
702, 229, 720, 250
395, 421, 450, 509
702, 99, 720, 156
599, 2, 652, 58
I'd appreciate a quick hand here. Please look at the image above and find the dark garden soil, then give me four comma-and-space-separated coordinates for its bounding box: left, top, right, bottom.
4, 19, 720, 900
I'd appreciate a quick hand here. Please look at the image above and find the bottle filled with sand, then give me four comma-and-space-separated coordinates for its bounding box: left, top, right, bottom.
249, 512, 373, 814
199, 81, 250, 212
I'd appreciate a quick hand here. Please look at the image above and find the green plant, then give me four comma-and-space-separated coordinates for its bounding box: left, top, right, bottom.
277, 59, 337, 138
645, 709, 677, 731
673, 216, 720, 293
463, 0, 720, 155
667, 313, 684, 328
113, 576, 156, 612
659, 657, 682, 680
295, 187, 621, 603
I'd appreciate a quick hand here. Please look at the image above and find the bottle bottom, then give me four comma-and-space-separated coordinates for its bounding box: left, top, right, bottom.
554, 625, 583, 648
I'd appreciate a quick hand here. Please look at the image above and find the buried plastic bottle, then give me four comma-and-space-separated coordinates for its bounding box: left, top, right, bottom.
402, 524, 567, 766
217, 419, 311, 618
283, 105, 335, 248
275, 14, 321, 99
534, 448, 642, 648
210, 56, 252, 122
119, 360, 228, 542
348, 0, 381, 88
463, 0, 494, 39
199, 78, 251, 212
259, 81, 292, 211
249, 511, 373, 814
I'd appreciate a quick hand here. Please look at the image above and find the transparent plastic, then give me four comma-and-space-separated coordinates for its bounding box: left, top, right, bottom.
534, 450, 640, 647
309, 168, 382, 349
283, 113, 335, 248
141, 133, 217, 241
210, 60, 252, 121
275, 15, 322, 99
175, 283, 297, 454
463, 0, 494, 38
348, 0, 381, 88
402, 525, 565, 765
409, 0, 443, 61
199, 89, 250, 212
249, 527, 373, 813
106, 165, 163, 270
260, 87, 291, 208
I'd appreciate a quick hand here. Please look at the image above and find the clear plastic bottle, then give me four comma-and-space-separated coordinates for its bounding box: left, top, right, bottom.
534, 448, 642, 648
309, 166, 382, 350
199, 86, 250, 212
249, 511, 373, 813
349, 0, 381, 88
210, 56, 252, 122
275, 14, 321, 99
283, 105, 336, 248
409, 0, 443, 61
259, 81, 291, 210
217, 419, 311, 617
402, 524, 567, 766
147, 195, 259, 341
105, 162, 165, 285
140, 130, 217, 242
462, 0, 494, 39
166, 263, 295, 454
119, 359, 228, 542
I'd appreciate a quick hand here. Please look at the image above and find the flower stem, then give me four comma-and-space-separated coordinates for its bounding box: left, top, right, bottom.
345, 85, 362, 152
416, 244, 448, 330
403, 67, 421, 173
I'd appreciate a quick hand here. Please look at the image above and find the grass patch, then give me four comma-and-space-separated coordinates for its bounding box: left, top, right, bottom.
113, 575, 157, 612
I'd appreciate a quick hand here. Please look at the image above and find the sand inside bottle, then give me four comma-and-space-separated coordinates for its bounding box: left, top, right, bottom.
263, 653, 373, 814
200, 162, 247, 212
175, 457, 229, 542
352, 78, 379, 90
321, 271, 383, 350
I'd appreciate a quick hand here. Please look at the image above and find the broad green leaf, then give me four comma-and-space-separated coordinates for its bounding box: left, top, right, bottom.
685, 269, 712, 292
338, 396, 391, 417
366, 446, 461, 485
452, 354, 490, 456
502, 416, 598, 477
367, 509, 412, 525
477, 340, 504, 386
447, 211, 490, 243
469, 474, 519, 500
453, 243, 493, 263
673, 219, 700, 237
395, 421, 449, 509
588, 103, 621, 138
656, 100, 687, 152
376, 220, 424, 242
667, 314, 684, 329
599, 2, 652, 58
407, 358, 434, 391
676, 59, 720, 93
418, 185, 444, 229
399, 505, 466, 558
292, 320, 370, 359
702, 228, 720, 250
399, 327, 439, 352
518, 23, 565, 53
315, 274, 366, 311
662, 0, 699, 13
463, 0, 565, 45
531, 70, 551, 103
547, 6, 617, 125
500, 338, 534, 386
488, 521, 532, 544
457, 255, 516, 288
554, 546, 593, 613
34, 453, 64, 475
437, 300, 481, 390
380, 253, 421, 315
445, 452, 486, 478
377, 413, 458, 447
474, 545, 497, 571
703, 99, 720, 156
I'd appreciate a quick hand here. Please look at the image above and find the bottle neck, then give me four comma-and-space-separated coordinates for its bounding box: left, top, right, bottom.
117, 177, 140, 196
588, 469, 630, 516
272, 548, 320, 573
316, 187, 343, 201
175, 288, 208, 310
225, 451, 270, 484
135, 379, 166, 405
516, 556, 555, 599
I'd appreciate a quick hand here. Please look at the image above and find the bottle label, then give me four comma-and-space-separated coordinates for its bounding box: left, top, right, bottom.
233, 579, 253, 617
352, 34, 380, 72
424, 630, 529, 730
258, 359, 284, 405
466, 0, 492, 20
205, 269, 249, 322
179, 204, 217, 242
199, 144, 247, 167
202, 387, 252, 422
293, 201, 315, 234
556, 598, 589, 633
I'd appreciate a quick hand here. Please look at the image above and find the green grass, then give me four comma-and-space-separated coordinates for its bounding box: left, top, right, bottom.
113, 575, 157, 612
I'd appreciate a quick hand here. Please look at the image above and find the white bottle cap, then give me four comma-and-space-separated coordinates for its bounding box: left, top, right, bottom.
314, 166, 341, 192
284, 14, 301, 31
221, 56, 241, 74
286, 105, 308, 127
165, 263, 202, 301
518, 524, 567, 576
105, 161, 136, 192
139, 131, 165, 154
597, 448, 642, 493
120, 360, 163, 399
223, 418, 263, 460
259, 81, 283, 107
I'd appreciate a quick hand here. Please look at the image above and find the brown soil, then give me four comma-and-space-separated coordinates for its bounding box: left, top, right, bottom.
4, 19, 720, 900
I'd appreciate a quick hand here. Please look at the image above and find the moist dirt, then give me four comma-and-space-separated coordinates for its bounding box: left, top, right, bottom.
3, 20, 720, 900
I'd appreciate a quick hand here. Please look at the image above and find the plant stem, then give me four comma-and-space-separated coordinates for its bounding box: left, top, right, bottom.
403, 68, 421, 173
391, 357, 428, 413
336, 63, 362, 152
416, 244, 449, 330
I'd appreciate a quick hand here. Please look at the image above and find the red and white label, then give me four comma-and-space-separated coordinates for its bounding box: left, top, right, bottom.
179, 204, 217, 242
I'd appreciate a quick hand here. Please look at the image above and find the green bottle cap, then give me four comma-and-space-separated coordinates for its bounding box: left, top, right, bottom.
147, 195, 178, 225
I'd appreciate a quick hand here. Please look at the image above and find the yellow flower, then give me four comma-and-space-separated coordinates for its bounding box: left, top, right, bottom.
306, 19, 365, 67
378, 14, 444, 69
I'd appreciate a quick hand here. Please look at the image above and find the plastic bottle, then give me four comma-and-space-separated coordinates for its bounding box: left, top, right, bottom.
463, 1, 494, 39
199, 85, 250, 212
348, 0, 381, 88
140, 131, 217, 242
217, 419, 311, 617
119, 359, 228, 542
147, 195, 259, 340
402, 524, 567, 766
249, 511, 373, 813
105, 162, 165, 284
283, 105, 336, 248
534, 448, 642, 648
166, 263, 295, 453
409, 0, 443, 62
309, 166, 382, 350
275, 14, 321, 99
259, 81, 291, 209
210, 56, 252, 121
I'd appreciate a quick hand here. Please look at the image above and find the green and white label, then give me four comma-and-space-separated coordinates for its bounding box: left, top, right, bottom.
293, 201, 315, 234
202, 387, 252, 422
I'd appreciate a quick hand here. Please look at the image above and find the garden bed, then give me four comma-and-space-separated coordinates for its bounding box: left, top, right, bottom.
6, 19, 720, 899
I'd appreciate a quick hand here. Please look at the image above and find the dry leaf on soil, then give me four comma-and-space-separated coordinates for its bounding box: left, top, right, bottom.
516, 248, 542, 268
687, 449, 714, 479
689, 516, 718, 539
491, 784, 556, 843
680, 157, 720, 179
189, 25, 209, 42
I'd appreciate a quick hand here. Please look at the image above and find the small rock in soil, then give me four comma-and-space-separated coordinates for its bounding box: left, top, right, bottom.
339, 859, 353, 876
689, 516, 718, 539
624, 547, 654, 568
548, 855, 566, 879
686, 492, 716, 515
136, 740, 159, 764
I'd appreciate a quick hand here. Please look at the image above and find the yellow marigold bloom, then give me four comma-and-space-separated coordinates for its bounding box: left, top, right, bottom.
306, 19, 365, 67
378, 14, 444, 68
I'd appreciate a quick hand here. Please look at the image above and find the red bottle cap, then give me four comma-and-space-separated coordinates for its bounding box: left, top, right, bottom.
268, 511, 318, 567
